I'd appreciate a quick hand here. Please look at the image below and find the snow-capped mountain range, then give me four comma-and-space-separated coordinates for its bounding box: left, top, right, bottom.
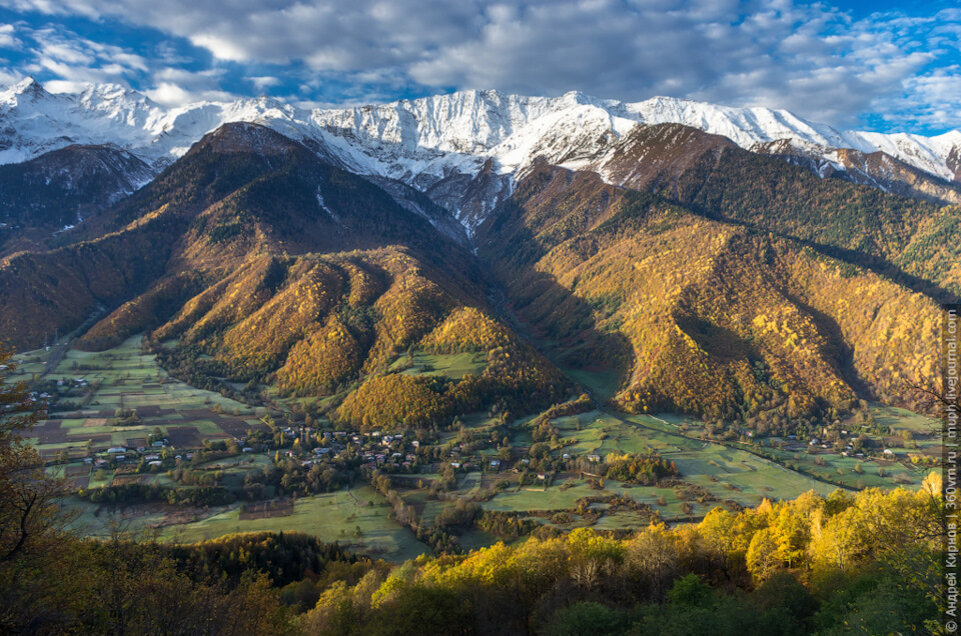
2, 77, 959, 210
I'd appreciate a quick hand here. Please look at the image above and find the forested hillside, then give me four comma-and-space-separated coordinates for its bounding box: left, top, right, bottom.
477, 162, 941, 431
599, 123, 961, 297
0, 123, 569, 431
0, 144, 154, 257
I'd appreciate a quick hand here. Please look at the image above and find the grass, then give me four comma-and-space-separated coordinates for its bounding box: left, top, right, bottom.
157, 487, 427, 561
5, 346, 53, 383
61, 497, 168, 537
540, 409, 843, 516
61, 486, 428, 562
391, 349, 487, 380
565, 367, 622, 403
455, 528, 499, 551
50, 335, 257, 416
751, 444, 920, 490
483, 482, 602, 512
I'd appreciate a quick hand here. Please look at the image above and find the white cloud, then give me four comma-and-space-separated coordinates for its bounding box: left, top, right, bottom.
189, 33, 248, 62
43, 79, 88, 93
20, 25, 150, 85
143, 67, 233, 105
248, 75, 280, 91
0, 66, 21, 85
0, 24, 21, 49
873, 67, 961, 129
143, 81, 191, 106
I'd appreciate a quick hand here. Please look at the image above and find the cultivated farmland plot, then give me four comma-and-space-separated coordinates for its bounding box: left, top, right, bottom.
31, 335, 264, 462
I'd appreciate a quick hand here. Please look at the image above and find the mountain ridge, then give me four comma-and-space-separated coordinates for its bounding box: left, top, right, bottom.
0, 78, 958, 233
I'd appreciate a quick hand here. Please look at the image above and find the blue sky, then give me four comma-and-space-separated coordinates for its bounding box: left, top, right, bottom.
0, 0, 957, 134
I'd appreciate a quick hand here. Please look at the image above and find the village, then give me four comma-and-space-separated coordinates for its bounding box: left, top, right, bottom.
8, 333, 940, 559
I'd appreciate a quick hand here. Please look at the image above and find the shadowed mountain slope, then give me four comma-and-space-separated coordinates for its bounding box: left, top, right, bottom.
593, 123, 961, 297
0, 144, 154, 256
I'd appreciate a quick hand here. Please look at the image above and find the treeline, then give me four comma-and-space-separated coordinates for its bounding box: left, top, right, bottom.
166, 532, 371, 588
2, 480, 945, 634
2, 530, 379, 635
336, 353, 569, 432
367, 469, 464, 554
243, 458, 356, 500
476, 510, 539, 539
77, 483, 236, 507
336, 301, 570, 431
152, 341, 264, 403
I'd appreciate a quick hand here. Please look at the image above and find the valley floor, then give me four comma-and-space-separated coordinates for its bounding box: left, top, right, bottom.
13, 334, 941, 561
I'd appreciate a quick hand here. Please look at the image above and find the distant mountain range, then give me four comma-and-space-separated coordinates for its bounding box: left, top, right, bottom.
0, 78, 954, 434
0, 78, 958, 230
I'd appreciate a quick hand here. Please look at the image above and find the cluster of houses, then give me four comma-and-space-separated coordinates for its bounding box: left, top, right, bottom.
24, 377, 89, 405
83, 437, 196, 470
799, 430, 898, 460
276, 429, 424, 471
272, 426, 586, 477
57, 377, 89, 389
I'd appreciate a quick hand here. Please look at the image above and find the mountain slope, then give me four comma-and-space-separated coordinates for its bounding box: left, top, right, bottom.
0, 144, 154, 256
0, 122, 569, 427
591, 123, 961, 297
0, 87, 951, 434
476, 163, 940, 431
753, 139, 961, 206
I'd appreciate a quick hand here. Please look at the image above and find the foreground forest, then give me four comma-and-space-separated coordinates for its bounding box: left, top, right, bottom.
0, 348, 945, 634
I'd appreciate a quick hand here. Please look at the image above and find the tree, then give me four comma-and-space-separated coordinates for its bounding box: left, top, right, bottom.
0, 347, 71, 632
745, 527, 781, 582
667, 573, 713, 607
0, 347, 60, 565
626, 523, 679, 598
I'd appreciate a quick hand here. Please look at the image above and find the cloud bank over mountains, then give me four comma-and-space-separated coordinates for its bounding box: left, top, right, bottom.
0, 0, 957, 133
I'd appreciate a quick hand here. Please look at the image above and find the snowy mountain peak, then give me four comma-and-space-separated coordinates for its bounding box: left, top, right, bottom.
10, 76, 44, 94
0, 76, 50, 104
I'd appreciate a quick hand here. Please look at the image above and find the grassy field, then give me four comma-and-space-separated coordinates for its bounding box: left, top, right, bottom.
427, 401, 929, 529
51, 335, 257, 415
564, 367, 622, 403
483, 481, 607, 513
477, 409, 844, 523
390, 349, 487, 380
63, 486, 428, 562
156, 487, 427, 561
670, 404, 939, 490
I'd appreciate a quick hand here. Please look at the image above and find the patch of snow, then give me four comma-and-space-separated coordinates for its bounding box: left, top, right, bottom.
315, 186, 341, 225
